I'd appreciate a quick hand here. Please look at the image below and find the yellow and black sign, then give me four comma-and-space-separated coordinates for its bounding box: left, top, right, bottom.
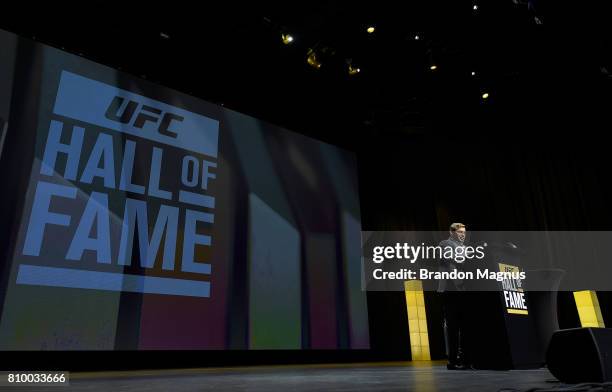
498, 263, 528, 315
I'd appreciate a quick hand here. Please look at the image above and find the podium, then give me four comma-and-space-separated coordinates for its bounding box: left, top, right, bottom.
467, 243, 543, 370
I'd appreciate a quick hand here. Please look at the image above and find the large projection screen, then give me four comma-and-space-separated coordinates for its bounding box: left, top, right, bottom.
0, 29, 369, 351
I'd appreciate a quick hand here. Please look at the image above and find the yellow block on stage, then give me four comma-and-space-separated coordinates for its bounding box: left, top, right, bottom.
573, 290, 605, 328
404, 280, 431, 361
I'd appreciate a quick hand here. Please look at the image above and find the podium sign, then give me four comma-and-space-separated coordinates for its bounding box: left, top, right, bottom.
498, 263, 529, 315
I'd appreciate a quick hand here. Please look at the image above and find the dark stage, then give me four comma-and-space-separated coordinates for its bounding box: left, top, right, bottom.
23, 362, 555, 392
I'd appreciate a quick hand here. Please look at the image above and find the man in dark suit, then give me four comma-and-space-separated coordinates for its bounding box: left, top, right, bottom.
438, 222, 473, 370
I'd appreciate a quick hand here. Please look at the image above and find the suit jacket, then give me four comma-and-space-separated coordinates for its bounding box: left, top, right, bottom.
437, 237, 467, 292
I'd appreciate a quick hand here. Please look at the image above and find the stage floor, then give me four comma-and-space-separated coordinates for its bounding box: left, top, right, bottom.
32, 362, 557, 391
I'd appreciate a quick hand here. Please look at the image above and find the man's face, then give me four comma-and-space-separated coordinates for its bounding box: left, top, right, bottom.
452, 227, 466, 242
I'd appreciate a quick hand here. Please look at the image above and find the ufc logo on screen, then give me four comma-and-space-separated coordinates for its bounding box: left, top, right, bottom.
104, 96, 184, 139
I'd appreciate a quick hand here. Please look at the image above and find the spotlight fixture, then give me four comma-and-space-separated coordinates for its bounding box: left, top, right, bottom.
348, 64, 361, 76
430, 64, 438, 71
414, 34, 420, 41
281, 33, 294, 44
346, 59, 360, 76
482, 92, 489, 99
366, 26, 375, 34
471, 71, 476, 76
306, 49, 322, 69
473, 4, 478, 10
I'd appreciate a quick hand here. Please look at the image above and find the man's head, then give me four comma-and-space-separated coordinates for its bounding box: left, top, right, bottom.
449, 223, 466, 243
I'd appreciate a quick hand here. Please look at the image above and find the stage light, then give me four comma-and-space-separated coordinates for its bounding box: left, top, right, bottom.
346, 58, 360, 76
307, 49, 322, 69
430, 64, 437, 71
160, 32, 170, 40
414, 34, 420, 41
473, 4, 478, 10
281, 33, 294, 44
482, 92, 489, 99
367, 26, 375, 34
471, 71, 476, 76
